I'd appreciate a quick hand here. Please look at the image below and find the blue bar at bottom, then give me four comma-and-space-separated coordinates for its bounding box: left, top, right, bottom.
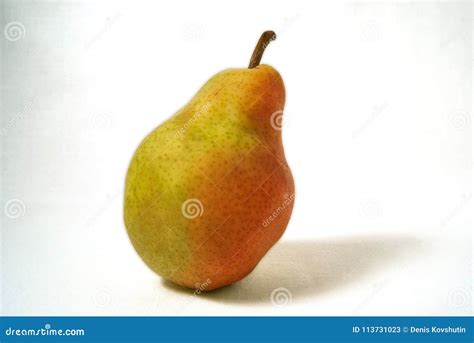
0, 317, 472, 342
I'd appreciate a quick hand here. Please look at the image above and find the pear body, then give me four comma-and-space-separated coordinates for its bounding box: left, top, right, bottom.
124, 65, 294, 290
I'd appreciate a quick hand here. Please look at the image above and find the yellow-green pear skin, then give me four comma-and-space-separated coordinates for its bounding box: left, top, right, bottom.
124, 32, 294, 291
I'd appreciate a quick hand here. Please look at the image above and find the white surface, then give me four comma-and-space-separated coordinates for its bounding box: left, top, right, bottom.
1, 0, 472, 316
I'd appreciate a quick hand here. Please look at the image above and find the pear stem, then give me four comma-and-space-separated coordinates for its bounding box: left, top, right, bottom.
248, 31, 277, 69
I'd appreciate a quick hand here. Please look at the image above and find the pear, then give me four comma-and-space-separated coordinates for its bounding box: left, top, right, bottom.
124, 31, 294, 291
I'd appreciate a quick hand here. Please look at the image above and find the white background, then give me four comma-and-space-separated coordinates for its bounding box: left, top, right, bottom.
1, 0, 472, 316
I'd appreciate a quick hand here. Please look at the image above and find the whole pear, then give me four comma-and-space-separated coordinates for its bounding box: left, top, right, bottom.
124, 31, 294, 291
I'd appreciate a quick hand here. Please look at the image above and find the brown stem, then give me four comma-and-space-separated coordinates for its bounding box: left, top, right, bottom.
248, 31, 276, 69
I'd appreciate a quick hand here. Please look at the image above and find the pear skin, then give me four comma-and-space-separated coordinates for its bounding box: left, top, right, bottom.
124, 31, 294, 291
